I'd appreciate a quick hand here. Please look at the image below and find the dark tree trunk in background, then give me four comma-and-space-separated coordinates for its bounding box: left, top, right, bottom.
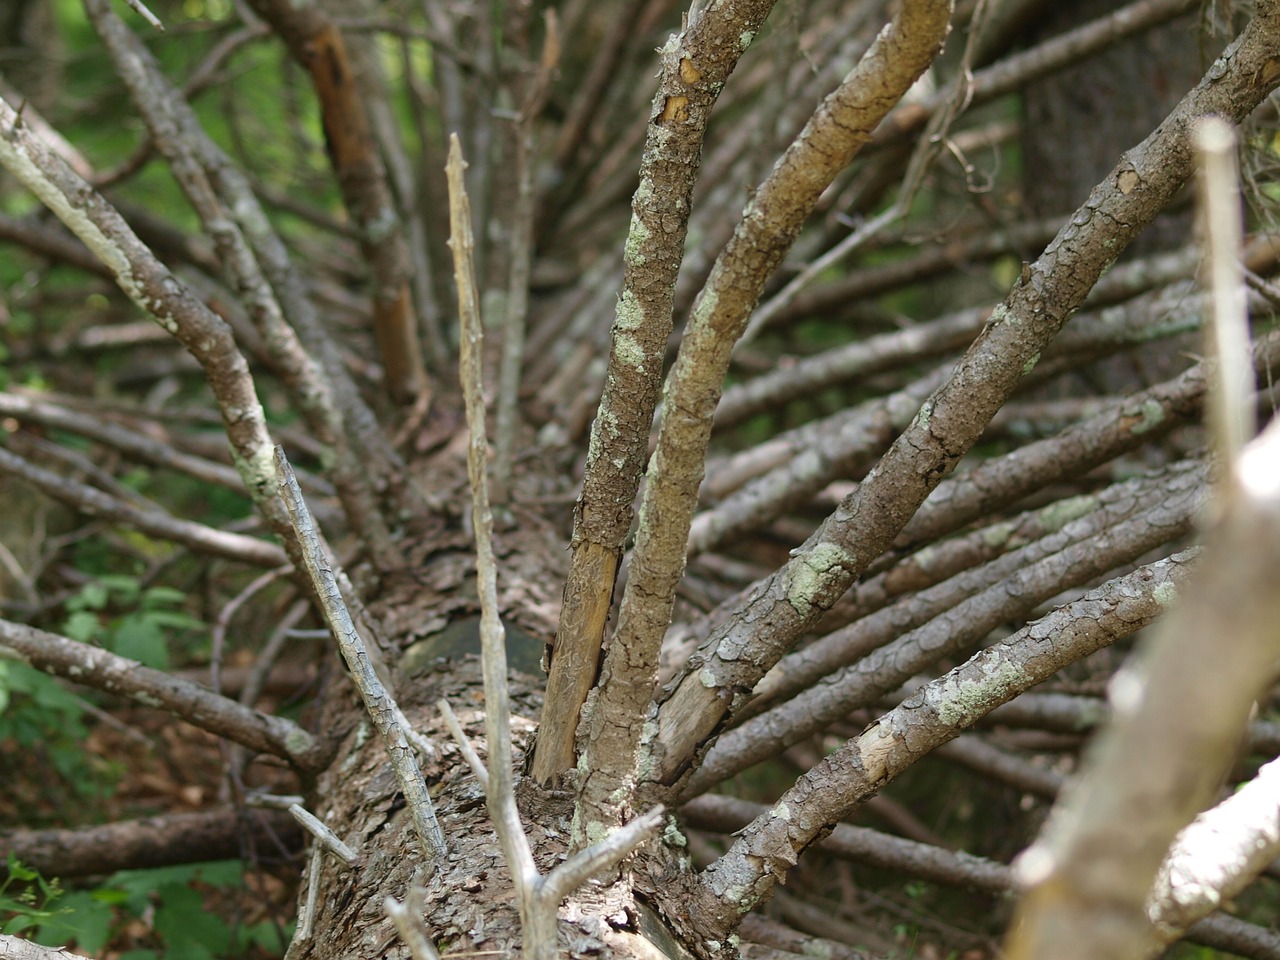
1022, 0, 1208, 255
1021, 0, 1215, 394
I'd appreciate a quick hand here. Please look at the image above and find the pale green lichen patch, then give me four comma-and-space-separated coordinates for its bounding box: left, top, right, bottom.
786, 543, 853, 616
1153, 580, 1179, 608
934, 659, 1027, 727
614, 332, 646, 373
582, 819, 611, 847
1129, 398, 1165, 434
284, 727, 315, 757
624, 216, 651, 266
989, 303, 1012, 324
1022, 351, 1040, 376
739, 30, 755, 49
235, 434, 277, 497
914, 399, 933, 430
615, 291, 644, 332
663, 818, 688, 848
980, 523, 1013, 548
699, 667, 717, 688
1039, 494, 1096, 532
771, 801, 791, 821
690, 286, 719, 330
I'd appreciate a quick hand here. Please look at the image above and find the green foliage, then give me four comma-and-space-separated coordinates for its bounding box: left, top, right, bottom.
63, 575, 206, 670
0, 662, 111, 803
2, 859, 287, 960
0, 855, 69, 937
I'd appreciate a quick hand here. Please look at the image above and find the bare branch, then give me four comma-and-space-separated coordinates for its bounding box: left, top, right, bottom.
0, 618, 325, 772
1005, 115, 1280, 960
242, 0, 427, 403
445, 132, 544, 949
538, 806, 665, 907
651, 11, 1280, 786
685, 479, 1201, 796
1146, 756, 1280, 954
580, 0, 955, 844
689, 551, 1199, 939
0, 93, 308, 572
0, 936, 94, 960
0, 444, 285, 567
534, 0, 781, 785
385, 888, 443, 960
438, 698, 490, 789
274, 449, 447, 862
287, 804, 360, 869
1195, 116, 1254, 462
84, 0, 402, 566
0, 390, 246, 493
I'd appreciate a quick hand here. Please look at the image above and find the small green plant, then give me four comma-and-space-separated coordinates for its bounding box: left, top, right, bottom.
0, 855, 69, 937
3, 859, 289, 960
0, 661, 111, 805
62, 575, 206, 670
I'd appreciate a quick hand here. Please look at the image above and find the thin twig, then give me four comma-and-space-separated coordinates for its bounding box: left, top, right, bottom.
120, 0, 164, 30
539, 806, 666, 905
1194, 116, 1254, 462
274, 447, 447, 862
438, 698, 490, 788
445, 128, 541, 919
287, 804, 361, 869
446, 133, 666, 959
295, 843, 323, 942
385, 887, 442, 960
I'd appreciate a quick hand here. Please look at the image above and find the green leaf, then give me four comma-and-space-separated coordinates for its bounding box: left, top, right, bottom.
111, 616, 168, 670
62, 610, 101, 644
78, 582, 111, 611
141, 587, 188, 607
155, 884, 230, 957
6, 855, 38, 882
33, 891, 114, 953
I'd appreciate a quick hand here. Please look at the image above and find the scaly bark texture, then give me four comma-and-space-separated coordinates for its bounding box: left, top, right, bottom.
533, 0, 779, 784
648, 6, 1280, 790
684, 551, 1198, 944
573, 0, 955, 846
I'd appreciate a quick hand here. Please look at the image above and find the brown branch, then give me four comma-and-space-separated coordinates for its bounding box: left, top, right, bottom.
578, 0, 955, 844
0, 391, 245, 493
0, 618, 326, 772
1005, 102, 1280, 960
691, 364, 951, 557
532, 0, 780, 785
685, 482, 1201, 798
745, 460, 1205, 713
241, 0, 426, 402
649, 12, 1280, 787
873, 0, 1199, 149
0, 444, 285, 567
0, 808, 302, 879
684, 551, 1198, 939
